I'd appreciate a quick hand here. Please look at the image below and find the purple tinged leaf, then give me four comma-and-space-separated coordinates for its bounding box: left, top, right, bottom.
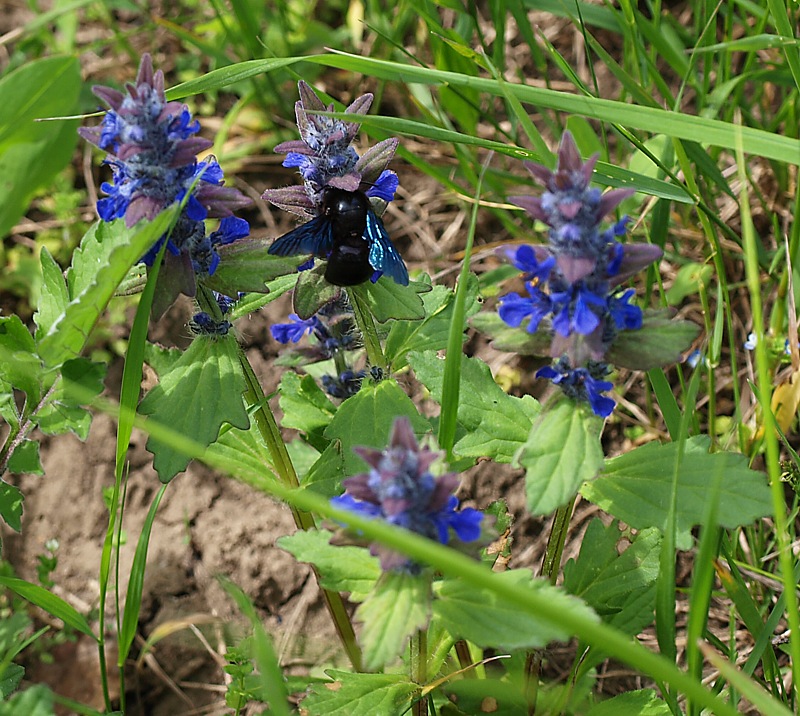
510, 195, 547, 223
610, 243, 664, 285
597, 187, 635, 219
522, 160, 554, 188
327, 174, 361, 192
262, 185, 316, 216
355, 138, 399, 184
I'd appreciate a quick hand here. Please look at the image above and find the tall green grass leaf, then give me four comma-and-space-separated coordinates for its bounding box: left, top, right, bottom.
83, 388, 741, 716
0, 577, 96, 639
700, 643, 793, 716
437, 160, 485, 458
117, 484, 166, 665
307, 112, 692, 203
308, 52, 800, 165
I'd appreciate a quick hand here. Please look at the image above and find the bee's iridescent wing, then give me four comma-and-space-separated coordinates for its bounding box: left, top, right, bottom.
268, 216, 334, 257
365, 210, 409, 286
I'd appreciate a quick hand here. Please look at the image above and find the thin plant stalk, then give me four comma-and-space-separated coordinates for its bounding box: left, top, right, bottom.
735, 123, 800, 699
347, 286, 388, 372
411, 628, 428, 716
194, 287, 363, 670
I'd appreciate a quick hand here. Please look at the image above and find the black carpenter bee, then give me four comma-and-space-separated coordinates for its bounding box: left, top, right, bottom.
268, 187, 409, 287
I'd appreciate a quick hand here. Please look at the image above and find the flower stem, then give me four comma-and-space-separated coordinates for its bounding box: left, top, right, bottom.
347, 286, 388, 372
196, 287, 362, 670
411, 628, 429, 716
237, 343, 363, 671
524, 497, 577, 712
540, 497, 576, 585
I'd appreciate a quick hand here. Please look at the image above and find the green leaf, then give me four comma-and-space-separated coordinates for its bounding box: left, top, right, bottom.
582, 437, 773, 550
585, 689, 673, 716
38, 211, 179, 368
323, 380, 430, 475
469, 311, 553, 356
293, 266, 340, 319
355, 570, 431, 670
607, 309, 701, 371
0, 481, 24, 531
61, 358, 106, 405
432, 569, 598, 650
203, 237, 302, 294
0, 577, 96, 639
34, 248, 69, 341
302, 441, 345, 498
0, 684, 55, 716
302, 671, 417, 716
143, 342, 182, 377
139, 333, 249, 482
0, 663, 24, 700
409, 350, 540, 463
7, 441, 42, 476
0, 378, 18, 429
518, 400, 605, 515
35, 359, 106, 440
0, 316, 42, 404
384, 275, 481, 370
227, 274, 298, 320
277, 529, 380, 602
207, 423, 276, 490
0, 56, 79, 147
278, 372, 337, 451
0, 56, 80, 238
563, 519, 661, 635
352, 278, 429, 323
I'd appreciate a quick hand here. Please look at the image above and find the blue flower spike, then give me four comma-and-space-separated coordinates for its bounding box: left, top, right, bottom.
79, 54, 253, 315
331, 417, 484, 573
498, 132, 664, 417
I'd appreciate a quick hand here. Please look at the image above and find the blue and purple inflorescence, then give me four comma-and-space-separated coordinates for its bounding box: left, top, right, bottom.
499, 132, 662, 416
262, 81, 399, 218
271, 297, 364, 399
79, 54, 252, 311
331, 417, 483, 572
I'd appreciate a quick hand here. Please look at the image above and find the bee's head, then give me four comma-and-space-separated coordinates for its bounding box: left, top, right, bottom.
321, 186, 369, 221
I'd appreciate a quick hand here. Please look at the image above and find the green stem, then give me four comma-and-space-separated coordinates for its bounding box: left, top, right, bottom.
211, 301, 362, 670
541, 498, 576, 585
524, 651, 540, 715
411, 628, 428, 716
237, 348, 362, 669
524, 498, 576, 713
347, 287, 388, 372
